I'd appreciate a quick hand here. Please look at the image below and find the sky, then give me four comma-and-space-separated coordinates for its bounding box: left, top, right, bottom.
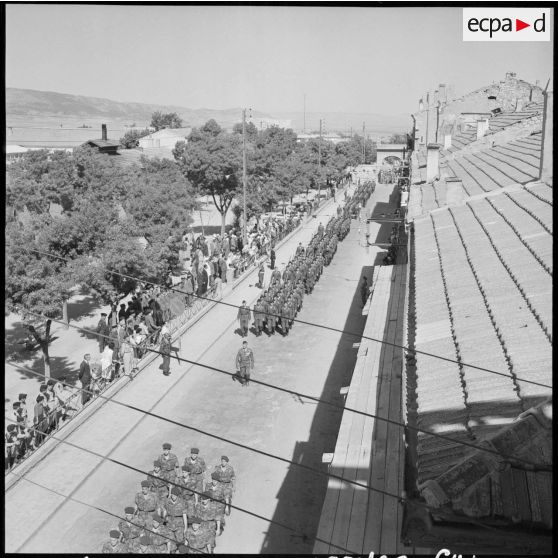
6, 5, 554, 116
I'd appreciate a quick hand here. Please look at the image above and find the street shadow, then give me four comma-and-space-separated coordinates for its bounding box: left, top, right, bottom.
260, 264, 371, 554
10, 355, 79, 386
4, 320, 60, 363
67, 294, 101, 322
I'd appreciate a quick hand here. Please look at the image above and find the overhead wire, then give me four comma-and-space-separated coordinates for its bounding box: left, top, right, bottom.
5, 417, 358, 555
10, 319, 551, 475
6, 463, 207, 554
8, 244, 552, 391
6, 414, 507, 542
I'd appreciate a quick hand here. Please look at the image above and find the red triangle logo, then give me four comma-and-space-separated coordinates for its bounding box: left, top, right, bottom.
516, 19, 530, 31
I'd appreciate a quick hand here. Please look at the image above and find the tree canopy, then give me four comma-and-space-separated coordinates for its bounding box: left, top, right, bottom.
150, 111, 184, 131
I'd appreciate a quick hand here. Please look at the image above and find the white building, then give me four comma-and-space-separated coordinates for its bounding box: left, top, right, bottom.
138, 127, 192, 149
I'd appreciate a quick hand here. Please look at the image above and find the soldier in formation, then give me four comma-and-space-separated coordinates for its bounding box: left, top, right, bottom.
103, 447, 237, 554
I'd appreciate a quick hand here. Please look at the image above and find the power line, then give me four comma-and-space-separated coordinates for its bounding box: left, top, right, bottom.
6, 413, 506, 544
8, 244, 552, 390
6, 463, 207, 554
11, 325, 551, 475
5, 417, 359, 555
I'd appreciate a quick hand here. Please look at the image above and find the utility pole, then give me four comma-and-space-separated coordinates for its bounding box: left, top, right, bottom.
242, 108, 248, 245
317, 118, 322, 203
303, 93, 306, 134
362, 121, 366, 163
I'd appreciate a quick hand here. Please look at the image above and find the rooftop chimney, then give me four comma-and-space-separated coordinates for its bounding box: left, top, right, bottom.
443, 133, 452, 150
476, 118, 489, 139
426, 143, 441, 182
102, 124, 107, 141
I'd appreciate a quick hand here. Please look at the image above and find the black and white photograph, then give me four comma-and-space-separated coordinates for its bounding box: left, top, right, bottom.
4, 3, 553, 555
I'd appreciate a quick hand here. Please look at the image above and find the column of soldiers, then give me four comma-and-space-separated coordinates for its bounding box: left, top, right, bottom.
101, 443, 236, 554
251, 182, 375, 338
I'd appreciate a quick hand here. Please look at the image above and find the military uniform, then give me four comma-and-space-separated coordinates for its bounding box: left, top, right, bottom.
213, 463, 235, 502
235, 345, 254, 385
102, 540, 128, 554
184, 525, 212, 553
102, 530, 127, 554
184, 452, 206, 494
176, 469, 198, 516
163, 494, 188, 544
118, 509, 144, 545
149, 523, 172, 553
237, 304, 251, 337
194, 501, 218, 546
253, 301, 265, 336
135, 484, 158, 521
146, 467, 169, 502
158, 447, 179, 481
204, 481, 227, 523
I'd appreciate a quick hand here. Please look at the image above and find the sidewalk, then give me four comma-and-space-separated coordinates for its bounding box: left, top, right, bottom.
4, 186, 353, 446
5, 183, 357, 553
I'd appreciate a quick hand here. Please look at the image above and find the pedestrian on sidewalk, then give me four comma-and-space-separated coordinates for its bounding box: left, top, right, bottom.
235, 340, 254, 387
258, 263, 265, 289
270, 247, 276, 270
96, 313, 110, 353
78, 354, 92, 406
160, 332, 172, 376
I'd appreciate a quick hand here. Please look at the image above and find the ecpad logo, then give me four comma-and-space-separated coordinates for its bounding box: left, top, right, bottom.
463, 8, 550, 41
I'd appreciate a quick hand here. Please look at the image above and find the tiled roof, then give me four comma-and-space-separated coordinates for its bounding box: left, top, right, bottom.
411, 133, 542, 216
445, 102, 543, 154
408, 178, 552, 532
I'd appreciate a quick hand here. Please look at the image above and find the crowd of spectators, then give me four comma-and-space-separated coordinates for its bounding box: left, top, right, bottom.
5, 188, 338, 471
5, 381, 81, 471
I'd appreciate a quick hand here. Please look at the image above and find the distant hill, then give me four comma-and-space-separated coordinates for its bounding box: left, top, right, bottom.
6, 88, 410, 144
5, 88, 276, 129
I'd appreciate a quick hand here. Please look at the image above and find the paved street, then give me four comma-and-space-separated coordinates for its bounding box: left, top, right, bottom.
6, 180, 397, 554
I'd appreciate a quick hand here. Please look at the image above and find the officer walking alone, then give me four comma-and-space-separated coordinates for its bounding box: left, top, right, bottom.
235, 341, 254, 387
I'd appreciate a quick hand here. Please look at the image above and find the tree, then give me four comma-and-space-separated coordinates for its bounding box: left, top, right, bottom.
232, 121, 259, 142
387, 133, 409, 144
150, 111, 183, 131
176, 122, 243, 234
119, 128, 151, 149
5, 217, 73, 378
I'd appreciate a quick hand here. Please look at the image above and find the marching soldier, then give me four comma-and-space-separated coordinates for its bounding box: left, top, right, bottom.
146, 460, 170, 507
253, 299, 265, 336
184, 517, 213, 554
205, 472, 226, 534
260, 295, 270, 334
267, 298, 279, 334
135, 480, 158, 521
184, 448, 206, 500
213, 456, 235, 516
271, 266, 281, 285
130, 535, 157, 554
158, 442, 179, 481
102, 529, 127, 553
162, 486, 188, 545
194, 493, 219, 547
279, 299, 290, 336
118, 506, 144, 546
235, 340, 254, 387
149, 513, 172, 553
175, 465, 198, 519
237, 300, 251, 337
